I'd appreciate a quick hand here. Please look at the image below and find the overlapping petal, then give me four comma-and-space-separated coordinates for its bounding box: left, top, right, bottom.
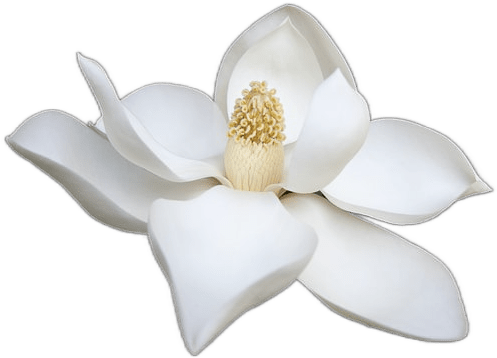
281, 69, 370, 193
215, 4, 356, 143
148, 186, 317, 354
77, 54, 230, 186
281, 193, 468, 341
323, 118, 491, 224
7, 110, 217, 233
93, 83, 227, 162
6, 4, 491, 354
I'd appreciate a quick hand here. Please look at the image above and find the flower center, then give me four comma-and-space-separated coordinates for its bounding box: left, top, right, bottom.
224, 81, 285, 191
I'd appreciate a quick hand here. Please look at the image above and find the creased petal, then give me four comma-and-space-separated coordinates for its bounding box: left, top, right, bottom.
281, 69, 370, 193
323, 118, 491, 224
77, 53, 230, 186
215, 4, 356, 144
281, 193, 468, 341
148, 186, 317, 354
6, 110, 217, 233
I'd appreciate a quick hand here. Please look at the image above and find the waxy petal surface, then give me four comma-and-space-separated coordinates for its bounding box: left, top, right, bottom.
78, 54, 230, 185
93, 83, 227, 162
215, 4, 355, 144
148, 186, 317, 354
7, 110, 216, 233
224, 19, 322, 144
281, 193, 468, 341
323, 118, 491, 224
282, 70, 370, 193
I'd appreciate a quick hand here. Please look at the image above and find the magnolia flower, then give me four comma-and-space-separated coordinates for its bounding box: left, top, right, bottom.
7, 4, 490, 356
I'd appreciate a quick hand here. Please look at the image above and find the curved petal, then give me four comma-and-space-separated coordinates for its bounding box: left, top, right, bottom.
214, 4, 356, 144
77, 53, 230, 186
93, 83, 227, 161
281, 69, 370, 193
223, 19, 322, 145
281, 193, 468, 341
323, 118, 491, 224
148, 186, 317, 354
6, 110, 217, 233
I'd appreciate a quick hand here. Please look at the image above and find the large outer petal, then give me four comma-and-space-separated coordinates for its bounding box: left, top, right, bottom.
323, 118, 491, 224
281, 193, 468, 341
148, 186, 317, 354
77, 54, 230, 186
279, 70, 370, 193
214, 4, 356, 144
6, 110, 217, 233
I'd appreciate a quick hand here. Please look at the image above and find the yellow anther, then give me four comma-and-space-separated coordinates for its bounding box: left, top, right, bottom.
224, 81, 285, 191
226, 81, 286, 146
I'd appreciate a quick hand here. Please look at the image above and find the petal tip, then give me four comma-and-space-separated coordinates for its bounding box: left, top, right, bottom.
76, 53, 107, 85
6, 131, 22, 153
475, 180, 492, 194
76, 52, 93, 69
183, 337, 204, 356
76, 52, 98, 66
462, 179, 492, 199
326, 67, 354, 93
5, 133, 13, 145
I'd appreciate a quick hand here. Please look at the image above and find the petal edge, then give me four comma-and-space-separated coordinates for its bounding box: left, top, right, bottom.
282, 70, 370, 193
77, 53, 230, 186
215, 4, 356, 142
323, 118, 491, 224
148, 186, 317, 354
7, 110, 216, 233
281, 193, 468, 341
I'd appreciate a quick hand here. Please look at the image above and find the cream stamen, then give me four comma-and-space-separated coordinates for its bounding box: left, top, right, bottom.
224, 81, 285, 191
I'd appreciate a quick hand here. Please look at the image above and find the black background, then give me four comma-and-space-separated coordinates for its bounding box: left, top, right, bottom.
0, 1, 496, 357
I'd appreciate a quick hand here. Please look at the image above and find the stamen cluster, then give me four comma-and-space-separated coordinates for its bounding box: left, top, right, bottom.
227, 81, 286, 146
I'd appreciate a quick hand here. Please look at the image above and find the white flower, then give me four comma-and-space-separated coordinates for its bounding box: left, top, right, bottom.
6, 4, 490, 356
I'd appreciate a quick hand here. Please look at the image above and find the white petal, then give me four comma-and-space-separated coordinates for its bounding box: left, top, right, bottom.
77, 53, 230, 186
281, 193, 468, 341
282, 70, 370, 193
323, 118, 491, 224
93, 83, 227, 162
7, 110, 217, 233
225, 20, 322, 145
215, 4, 356, 144
148, 186, 317, 354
